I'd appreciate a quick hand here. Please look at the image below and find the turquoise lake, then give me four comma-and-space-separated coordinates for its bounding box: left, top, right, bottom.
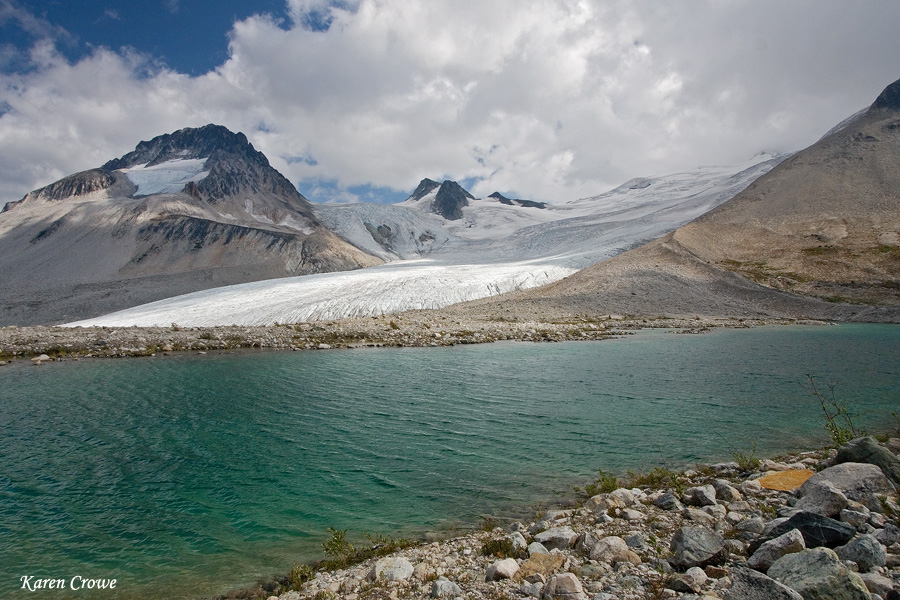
1, 324, 899, 598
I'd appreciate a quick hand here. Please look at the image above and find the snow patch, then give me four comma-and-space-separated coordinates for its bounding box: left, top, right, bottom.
120, 158, 209, 196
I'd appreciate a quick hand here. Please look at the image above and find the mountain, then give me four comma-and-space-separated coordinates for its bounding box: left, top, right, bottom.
0, 124, 381, 326
483, 78, 900, 322
71, 154, 786, 327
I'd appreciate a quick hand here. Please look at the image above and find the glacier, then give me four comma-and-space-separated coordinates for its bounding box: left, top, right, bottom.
119, 158, 209, 196
67, 153, 785, 327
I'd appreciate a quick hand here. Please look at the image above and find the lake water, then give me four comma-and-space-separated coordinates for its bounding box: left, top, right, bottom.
1, 324, 898, 598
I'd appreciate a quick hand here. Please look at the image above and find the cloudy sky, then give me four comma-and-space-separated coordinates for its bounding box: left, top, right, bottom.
1, 0, 899, 205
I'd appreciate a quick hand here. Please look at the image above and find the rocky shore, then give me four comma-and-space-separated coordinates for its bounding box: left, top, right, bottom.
231, 436, 900, 600
0, 312, 825, 361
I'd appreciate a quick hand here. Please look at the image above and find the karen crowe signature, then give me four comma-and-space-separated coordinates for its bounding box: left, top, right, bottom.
20, 576, 117, 592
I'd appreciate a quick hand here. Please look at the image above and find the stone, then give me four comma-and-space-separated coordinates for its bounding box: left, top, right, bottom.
684, 485, 717, 506
542, 573, 587, 600
735, 516, 766, 536
835, 436, 900, 487
521, 581, 544, 597
859, 572, 895, 597
747, 528, 806, 572
723, 567, 804, 600
886, 438, 900, 455
670, 566, 708, 593
485, 558, 519, 581
654, 492, 683, 511
430, 577, 462, 598
670, 526, 728, 569
509, 531, 528, 553
795, 479, 850, 517
840, 509, 870, 529
757, 469, 815, 491
768, 547, 871, 600
835, 534, 887, 572
712, 479, 743, 502
534, 526, 578, 550
621, 508, 644, 522
608, 488, 638, 506
741, 479, 763, 494
589, 535, 641, 565
682, 507, 717, 528
757, 511, 856, 551
875, 523, 900, 546
413, 562, 434, 580
369, 557, 414, 582
528, 541, 550, 555
801, 462, 895, 512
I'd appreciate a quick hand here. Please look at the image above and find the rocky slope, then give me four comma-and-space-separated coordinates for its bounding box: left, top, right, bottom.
224, 436, 900, 600
0, 125, 381, 326
491, 78, 900, 321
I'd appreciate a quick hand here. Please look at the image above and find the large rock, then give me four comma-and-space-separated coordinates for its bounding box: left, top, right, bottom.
794, 479, 850, 517
858, 572, 896, 597
588, 535, 641, 565
724, 567, 804, 600
768, 547, 871, 600
748, 528, 806, 572
684, 484, 717, 506
713, 479, 743, 502
654, 492, 683, 511
835, 436, 900, 487
534, 526, 578, 550
369, 557, 414, 581
670, 526, 728, 569
754, 511, 856, 552
542, 573, 587, 600
835, 534, 887, 572
485, 558, 519, 581
800, 462, 895, 512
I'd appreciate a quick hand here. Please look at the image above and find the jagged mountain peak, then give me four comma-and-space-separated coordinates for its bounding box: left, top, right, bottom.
408, 178, 441, 202
488, 192, 548, 209
433, 180, 474, 220
872, 77, 900, 111
103, 124, 257, 170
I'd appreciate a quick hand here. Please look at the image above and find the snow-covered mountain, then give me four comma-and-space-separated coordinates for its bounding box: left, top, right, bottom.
0, 125, 381, 326
67, 152, 786, 327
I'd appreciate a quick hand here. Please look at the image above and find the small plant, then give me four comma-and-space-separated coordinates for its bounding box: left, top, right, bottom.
624, 467, 682, 491
584, 469, 619, 496
480, 515, 501, 531
287, 563, 314, 591
807, 374, 864, 446
322, 527, 354, 559
480, 538, 525, 559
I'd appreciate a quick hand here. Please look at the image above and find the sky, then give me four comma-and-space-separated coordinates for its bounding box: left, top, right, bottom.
1, 1, 899, 205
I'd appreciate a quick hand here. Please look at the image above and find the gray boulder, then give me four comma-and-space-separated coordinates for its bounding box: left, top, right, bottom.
509, 531, 528, 553
528, 541, 550, 555
800, 462, 895, 512
835, 534, 887, 572
835, 436, 900, 487
670, 526, 728, 569
755, 511, 856, 551
724, 567, 803, 600
589, 535, 641, 565
534, 526, 578, 550
747, 528, 806, 572
369, 557, 414, 581
713, 479, 743, 502
670, 566, 707, 593
876, 523, 900, 546
859, 572, 896, 597
684, 484, 717, 507
654, 492, 683, 511
794, 479, 850, 517
768, 547, 871, 600
431, 577, 462, 598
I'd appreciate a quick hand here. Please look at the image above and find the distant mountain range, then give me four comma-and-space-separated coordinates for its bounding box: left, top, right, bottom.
0, 125, 381, 325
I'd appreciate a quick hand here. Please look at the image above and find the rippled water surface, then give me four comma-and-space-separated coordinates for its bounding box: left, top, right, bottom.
1, 324, 898, 598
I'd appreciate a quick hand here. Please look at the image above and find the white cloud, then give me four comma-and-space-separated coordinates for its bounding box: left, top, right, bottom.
1, 0, 899, 204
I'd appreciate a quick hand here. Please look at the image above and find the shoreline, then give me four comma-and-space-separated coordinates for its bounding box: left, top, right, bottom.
213, 437, 900, 600
0, 312, 828, 361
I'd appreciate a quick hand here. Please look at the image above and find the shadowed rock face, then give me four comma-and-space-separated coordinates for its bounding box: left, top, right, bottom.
408, 178, 441, 202
431, 180, 474, 220
873, 78, 900, 110
488, 192, 548, 209
0, 124, 381, 326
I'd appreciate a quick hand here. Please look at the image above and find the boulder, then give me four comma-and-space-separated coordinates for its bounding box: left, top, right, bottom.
589, 535, 641, 565
712, 479, 743, 502
839, 509, 870, 529
684, 484, 717, 506
430, 577, 462, 598
835, 534, 887, 572
509, 532, 528, 553
800, 462, 895, 512
724, 567, 804, 600
794, 479, 849, 517
369, 557, 414, 581
670, 526, 728, 569
835, 436, 900, 487
757, 470, 814, 491
875, 523, 900, 546
534, 526, 578, 550
859, 572, 896, 597
654, 492, 683, 511
485, 558, 519, 581
519, 553, 566, 579
754, 511, 856, 552
768, 547, 871, 600
747, 528, 806, 572
528, 541, 550, 555
542, 573, 587, 600
670, 566, 708, 593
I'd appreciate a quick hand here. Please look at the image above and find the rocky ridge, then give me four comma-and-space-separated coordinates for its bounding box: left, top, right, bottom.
232, 437, 900, 600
